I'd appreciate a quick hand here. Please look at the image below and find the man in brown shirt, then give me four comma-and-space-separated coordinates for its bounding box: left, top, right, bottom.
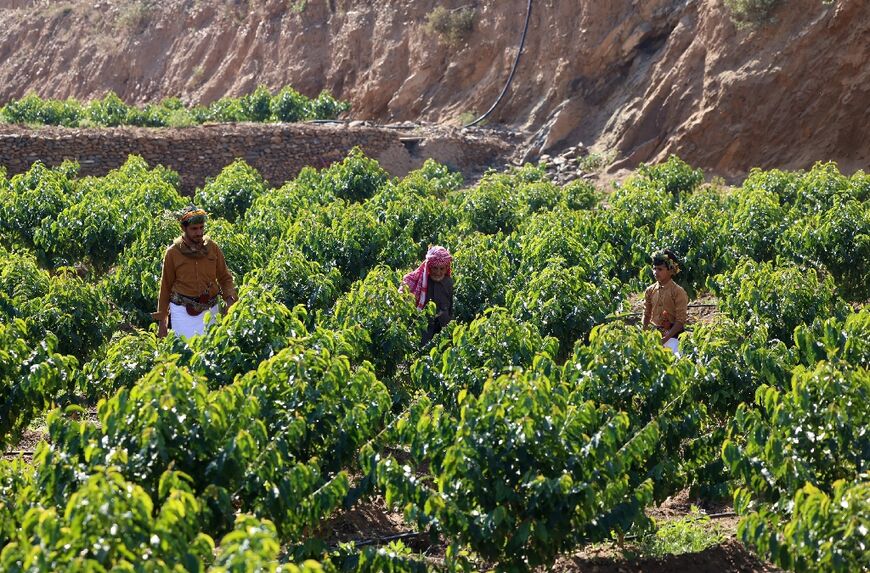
642, 249, 688, 354
153, 206, 237, 338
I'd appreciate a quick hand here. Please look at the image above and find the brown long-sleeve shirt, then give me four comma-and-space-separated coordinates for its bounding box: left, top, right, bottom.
153, 238, 236, 321
643, 280, 688, 329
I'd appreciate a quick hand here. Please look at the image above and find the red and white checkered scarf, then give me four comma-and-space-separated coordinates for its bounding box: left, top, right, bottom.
402, 246, 453, 310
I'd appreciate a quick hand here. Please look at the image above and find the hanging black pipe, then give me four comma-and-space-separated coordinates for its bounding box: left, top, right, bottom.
463, 0, 533, 128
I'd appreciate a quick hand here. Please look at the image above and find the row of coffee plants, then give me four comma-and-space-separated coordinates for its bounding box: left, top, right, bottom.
723, 311, 869, 572
0, 151, 867, 571
0, 85, 349, 128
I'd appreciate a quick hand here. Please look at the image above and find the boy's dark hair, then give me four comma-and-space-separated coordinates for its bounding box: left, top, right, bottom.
651, 249, 682, 273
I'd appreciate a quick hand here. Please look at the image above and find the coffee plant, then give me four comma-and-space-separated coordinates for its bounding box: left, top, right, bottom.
454, 170, 523, 234
635, 154, 705, 198
411, 307, 559, 404
372, 368, 661, 572
1, 152, 866, 571
778, 197, 870, 301
451, 231, 518, 321
103, 213, 180, 326
195, 159, 267, 223
561, 179, 600, 210
722, 183, 788, 262
0, 160, 77, 246
330, 266, 427, 380
321, 146, 389, 203
189, 282, 307, 387
723, 354, 869, 572
24, 268, 120, 360
289, 201, 391, 285
242, 172, 335, 246
563, 323, 709, 499
0, 319, 76, 449
256, 239, 343, 313
708, 259, 849, 343
510, 260, 621, 356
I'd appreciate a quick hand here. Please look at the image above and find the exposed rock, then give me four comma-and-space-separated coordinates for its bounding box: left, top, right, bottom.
0, 0, 867, 179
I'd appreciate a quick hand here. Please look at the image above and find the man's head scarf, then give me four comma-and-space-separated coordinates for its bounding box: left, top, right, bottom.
402, 246, 453, 310
179, 205, 207, 226
651, 249, 681, 275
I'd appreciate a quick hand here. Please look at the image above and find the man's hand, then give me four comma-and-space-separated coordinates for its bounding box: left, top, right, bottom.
157, 320, 168, 338
222, 295, 237, 315
660, 322, 684, 345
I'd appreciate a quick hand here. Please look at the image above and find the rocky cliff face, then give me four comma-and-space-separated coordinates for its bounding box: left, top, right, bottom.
0, 0, 867, 179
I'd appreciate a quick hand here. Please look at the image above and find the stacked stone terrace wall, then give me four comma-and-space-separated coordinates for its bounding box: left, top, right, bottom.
0, 122, 515, 194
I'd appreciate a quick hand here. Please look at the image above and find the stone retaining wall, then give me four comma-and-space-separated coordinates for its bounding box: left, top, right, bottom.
0, 122, 515, 194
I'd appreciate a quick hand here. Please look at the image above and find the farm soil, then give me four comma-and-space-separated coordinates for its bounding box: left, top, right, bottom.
552, 539, 783, 573
322, 491, 780, 572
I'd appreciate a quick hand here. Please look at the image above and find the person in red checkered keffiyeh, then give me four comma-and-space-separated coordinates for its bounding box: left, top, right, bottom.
402, 246, 454, 343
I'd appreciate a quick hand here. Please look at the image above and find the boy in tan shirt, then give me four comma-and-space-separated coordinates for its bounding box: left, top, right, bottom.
153, 205, 237, 338
642, 249, 688, 355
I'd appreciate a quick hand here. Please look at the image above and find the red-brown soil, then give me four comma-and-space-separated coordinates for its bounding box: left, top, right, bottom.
0, 0, 867, 181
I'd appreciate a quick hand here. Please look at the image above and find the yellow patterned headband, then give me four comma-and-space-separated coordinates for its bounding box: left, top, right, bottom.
179, 209, 207, 224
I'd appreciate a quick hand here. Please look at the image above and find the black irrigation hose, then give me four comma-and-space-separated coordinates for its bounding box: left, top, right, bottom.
462, 0, 533, 128
706, 511, 738, 519
350, 531, 429, 548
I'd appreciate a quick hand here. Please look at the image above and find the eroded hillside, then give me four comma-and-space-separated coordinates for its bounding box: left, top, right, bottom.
0, 0, 867, 178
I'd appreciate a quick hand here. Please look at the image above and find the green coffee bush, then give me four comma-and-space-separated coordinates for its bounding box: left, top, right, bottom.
205, 217, 265, 282
374, 368, 661, 572
778, 198, 869, 301
635, 155, 704, 197
708, 259, 849, 343
25, 269, 119, 360
34, 193, 131, 270
86, 91, 131, 126
454, 172, 522, 235
240, 85, 273, 122
451, 232, 518, 321
411, 307, 558, 403
0, 161, 76, 245
256, 239, 343, 312
289, 202, 390, 285
723, 357, 869, 572
321, 147, 389, 203
307, 90, 350, 120
330, 266, 427, 378
195, 159, 267, 223
104, 215, 179, 327
653, 192, 732, 295
189, 283, 307, 387
1, 319, 77, 449
562, 179, 600, 210
510, 260, 621, 356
